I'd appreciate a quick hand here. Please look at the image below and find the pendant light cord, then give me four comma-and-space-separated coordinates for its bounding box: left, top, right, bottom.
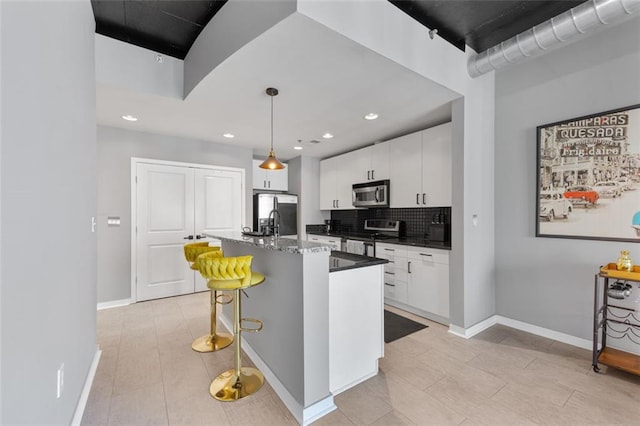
270, 94, 274, 152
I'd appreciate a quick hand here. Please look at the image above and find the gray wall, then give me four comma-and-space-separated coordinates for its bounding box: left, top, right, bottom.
495, 16, 640, 339
97, 126, 253, 303
287, 155, 329, 234
1, 1, 97, 423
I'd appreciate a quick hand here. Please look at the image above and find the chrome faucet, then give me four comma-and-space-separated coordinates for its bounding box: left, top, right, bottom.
267, 208, 281, 237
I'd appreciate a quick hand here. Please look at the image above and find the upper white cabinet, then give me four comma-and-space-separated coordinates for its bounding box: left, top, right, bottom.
320, 143, 390, 210
389, 122, 452, 208
252, 159, 288, 191
320, 153, 353, 210
353, 142, 390, 183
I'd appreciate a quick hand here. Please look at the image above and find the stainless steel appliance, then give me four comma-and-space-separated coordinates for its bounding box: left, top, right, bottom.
253, 193, 298, 236
342, 219, 405, 256
352, 180, 390, 208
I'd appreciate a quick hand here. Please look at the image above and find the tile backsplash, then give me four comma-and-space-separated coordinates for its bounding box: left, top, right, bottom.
330, 207, 451, 238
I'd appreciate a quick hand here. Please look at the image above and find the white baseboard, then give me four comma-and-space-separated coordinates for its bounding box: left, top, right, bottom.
496, 315, 592, 350
448, 315, 592, 350
97, 298, 131, 310
448, 315, 497, 339
219, 316, 336, 425
71, 346, 101, 426
301, 396, 338, 426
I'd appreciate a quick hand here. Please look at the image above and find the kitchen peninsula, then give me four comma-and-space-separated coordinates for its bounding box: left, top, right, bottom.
204, 232, 387, 425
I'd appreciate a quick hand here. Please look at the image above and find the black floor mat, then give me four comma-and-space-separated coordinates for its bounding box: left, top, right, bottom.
384, 310, 428, 343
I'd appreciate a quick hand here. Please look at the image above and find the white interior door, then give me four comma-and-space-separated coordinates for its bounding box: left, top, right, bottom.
193, 168, 243, 291
136, 163, 195, 301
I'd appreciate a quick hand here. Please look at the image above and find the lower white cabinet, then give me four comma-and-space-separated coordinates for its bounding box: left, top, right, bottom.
307, 234, 341, 250
376, 242, 450, 322
407, 247, 450, 319
376, 243, 408, 304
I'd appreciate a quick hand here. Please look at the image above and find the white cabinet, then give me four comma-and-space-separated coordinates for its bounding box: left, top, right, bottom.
407, 246, 450, 320
376, 243, 408, 304
389, 122, 451, 208
320, 143, 390, 209
389, 132, 422, 207
307, 234, 341, 250
252, 159, 288, 191
353, 142, 390, 183
320, 153, 355, 210
376, 242, 450, 323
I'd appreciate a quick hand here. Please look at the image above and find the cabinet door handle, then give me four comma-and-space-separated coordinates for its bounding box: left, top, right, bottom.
408, 261, 412, 273
268, 180, 271, 188
367, 170, 371, 180
419, 253, 433, 257
371, 170, 375, 180
264, 180, 266, 188
422, 193, 426, 205
384, 283, 396, 287
384, 248, 394, 252
385, 271, 395, 275
333, 200, 336, 208
336, 200, 339, 208
416, 193, 420, 205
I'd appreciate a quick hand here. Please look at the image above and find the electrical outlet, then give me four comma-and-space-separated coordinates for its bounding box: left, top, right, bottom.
57, 363, 64, 398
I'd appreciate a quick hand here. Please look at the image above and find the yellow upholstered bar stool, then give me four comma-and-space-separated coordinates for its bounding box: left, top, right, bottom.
196, 253, 266, 401
183, 243, 233, 353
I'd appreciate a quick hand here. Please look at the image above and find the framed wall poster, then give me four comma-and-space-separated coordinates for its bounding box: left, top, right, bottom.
536, 104, 640, 242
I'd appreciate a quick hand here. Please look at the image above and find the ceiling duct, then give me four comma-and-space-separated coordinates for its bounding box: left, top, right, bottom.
467, 0, 640, 78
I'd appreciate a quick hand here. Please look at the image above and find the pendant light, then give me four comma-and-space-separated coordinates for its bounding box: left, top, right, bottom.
259, 87, 286, 170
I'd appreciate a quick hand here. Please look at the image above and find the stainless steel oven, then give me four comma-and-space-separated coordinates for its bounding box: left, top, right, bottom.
352, 180, 389, 208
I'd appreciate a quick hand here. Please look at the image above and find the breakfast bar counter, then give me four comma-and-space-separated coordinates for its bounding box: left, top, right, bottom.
204, 232, 385, 425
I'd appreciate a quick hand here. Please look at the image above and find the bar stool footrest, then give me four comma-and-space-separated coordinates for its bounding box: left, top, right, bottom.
215, 293, 233, 305
240, 317, 263, 332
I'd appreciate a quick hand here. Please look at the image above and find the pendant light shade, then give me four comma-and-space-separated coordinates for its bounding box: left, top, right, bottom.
259, 87, 285, 170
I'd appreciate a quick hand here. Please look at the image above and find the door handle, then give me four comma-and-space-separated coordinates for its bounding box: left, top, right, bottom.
336, 200, 339, 208
264, 180, 266, 188
367, 170, 371, 180
195, 234, 207, 240
268, 180, 271, 188
423, 193, 426, 205
416, 193, 420, 205
408, 261, 412, 273
384, 283, 396, 287
371, 170, 375, 180
374, 188, 379, 202
183, 235, 194, 240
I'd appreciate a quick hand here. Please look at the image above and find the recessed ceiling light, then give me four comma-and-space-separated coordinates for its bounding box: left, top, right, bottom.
364, 113, 379, 121
294, 146, 303, 150
223, 133, 235, 138
122, 114, 138, 122
322, 133, 334, 139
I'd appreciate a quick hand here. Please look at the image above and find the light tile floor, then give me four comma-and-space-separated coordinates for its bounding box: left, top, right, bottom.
82, 292, 640, 425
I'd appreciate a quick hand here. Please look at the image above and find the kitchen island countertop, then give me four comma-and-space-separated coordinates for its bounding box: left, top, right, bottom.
208, 231, 331, 254
329, 251, 388, 272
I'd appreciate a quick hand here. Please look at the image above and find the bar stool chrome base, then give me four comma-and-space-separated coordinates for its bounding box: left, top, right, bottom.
191, 332, 233, 353
209, 367, 264, 401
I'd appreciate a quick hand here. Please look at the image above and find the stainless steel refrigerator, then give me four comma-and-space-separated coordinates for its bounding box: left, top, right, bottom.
253, 193, 298, 236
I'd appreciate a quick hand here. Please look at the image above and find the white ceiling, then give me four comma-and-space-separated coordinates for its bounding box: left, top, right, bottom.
96, 12, 459, 161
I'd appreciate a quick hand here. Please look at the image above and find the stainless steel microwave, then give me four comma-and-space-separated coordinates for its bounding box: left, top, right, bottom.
352, 180, 390, 208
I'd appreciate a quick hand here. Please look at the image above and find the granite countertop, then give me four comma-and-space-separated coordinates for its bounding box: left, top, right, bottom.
329, 251, 388, 273
307, 231, 451, 250
204, 231, 331, 254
